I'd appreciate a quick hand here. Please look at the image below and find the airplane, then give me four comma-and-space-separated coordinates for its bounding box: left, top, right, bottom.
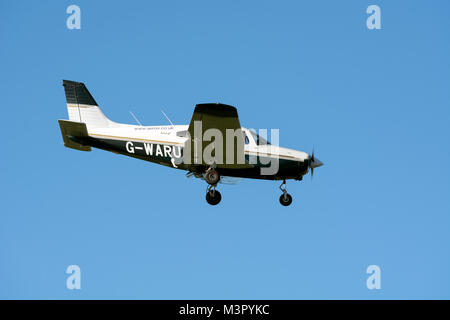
58, 80, 323, 206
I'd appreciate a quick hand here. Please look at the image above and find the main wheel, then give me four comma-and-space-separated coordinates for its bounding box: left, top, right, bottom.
279, 193, 292, 206
206, 190, 222, 205
205, 168, 220, 185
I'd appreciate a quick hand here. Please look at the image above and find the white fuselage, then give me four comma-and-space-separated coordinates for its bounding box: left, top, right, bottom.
87, 124, 310, 163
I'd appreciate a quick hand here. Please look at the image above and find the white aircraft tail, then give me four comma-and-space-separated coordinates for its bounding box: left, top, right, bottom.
63, 80, 116, 129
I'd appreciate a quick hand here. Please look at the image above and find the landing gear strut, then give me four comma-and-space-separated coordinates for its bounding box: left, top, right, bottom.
206, 185, 221, 205
279, 180, 292, 206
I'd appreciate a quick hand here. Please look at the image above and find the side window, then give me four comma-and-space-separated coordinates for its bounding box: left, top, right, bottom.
244, 132, 250, 145
249, 130, 270, 145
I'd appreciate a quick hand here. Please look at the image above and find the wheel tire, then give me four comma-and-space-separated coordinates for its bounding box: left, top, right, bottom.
205, 169, 220, 185
279, 193, 292, 206
206, 190, 222, 206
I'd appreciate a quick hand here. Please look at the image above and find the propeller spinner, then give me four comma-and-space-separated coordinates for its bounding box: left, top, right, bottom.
309, 148, 323, 178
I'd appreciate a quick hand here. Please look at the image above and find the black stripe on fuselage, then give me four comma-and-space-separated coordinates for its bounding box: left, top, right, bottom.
76, 136, 308, 180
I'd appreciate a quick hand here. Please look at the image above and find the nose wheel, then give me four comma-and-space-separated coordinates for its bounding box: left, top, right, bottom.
279, 180, 293, 206
206, 185, 222, 205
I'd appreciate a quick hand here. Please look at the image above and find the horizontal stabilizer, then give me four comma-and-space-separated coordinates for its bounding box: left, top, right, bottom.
58, 119, 91, 151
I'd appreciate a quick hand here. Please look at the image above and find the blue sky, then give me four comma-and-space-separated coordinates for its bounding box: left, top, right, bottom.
1, 0, 449, 299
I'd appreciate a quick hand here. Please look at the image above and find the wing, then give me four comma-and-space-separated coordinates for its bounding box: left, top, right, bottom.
185, 171, 243, 184
185, 103, 252, 170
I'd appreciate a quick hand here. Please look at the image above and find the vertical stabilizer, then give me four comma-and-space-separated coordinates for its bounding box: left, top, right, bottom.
63, 80, 113, 129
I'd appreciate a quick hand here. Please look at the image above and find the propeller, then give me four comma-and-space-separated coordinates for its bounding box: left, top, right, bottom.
309, 147, 323, 179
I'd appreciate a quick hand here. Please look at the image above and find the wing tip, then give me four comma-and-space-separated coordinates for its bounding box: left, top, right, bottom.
194, 103, 237, 116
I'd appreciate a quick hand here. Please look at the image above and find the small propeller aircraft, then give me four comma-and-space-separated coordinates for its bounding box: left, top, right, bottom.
58, 80, 323, 206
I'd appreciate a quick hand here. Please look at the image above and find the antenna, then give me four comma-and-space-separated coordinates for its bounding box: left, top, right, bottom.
161, 110, 174, 127
129, 110, 143, 126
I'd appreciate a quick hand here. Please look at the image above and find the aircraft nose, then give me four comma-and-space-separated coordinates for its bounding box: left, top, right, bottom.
310, 157, 323, 169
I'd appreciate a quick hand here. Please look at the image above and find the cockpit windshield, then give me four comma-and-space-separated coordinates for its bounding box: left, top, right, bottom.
249, 130, 271, 145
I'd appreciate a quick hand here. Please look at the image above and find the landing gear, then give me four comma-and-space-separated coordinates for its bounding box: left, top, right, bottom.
206, 185, 221, 205
279, 180, 293, 206
279, 193, 292, 206
205, 167, 220, 185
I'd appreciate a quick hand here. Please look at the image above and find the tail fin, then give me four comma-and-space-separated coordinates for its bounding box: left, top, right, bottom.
63, 80, 114, 129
